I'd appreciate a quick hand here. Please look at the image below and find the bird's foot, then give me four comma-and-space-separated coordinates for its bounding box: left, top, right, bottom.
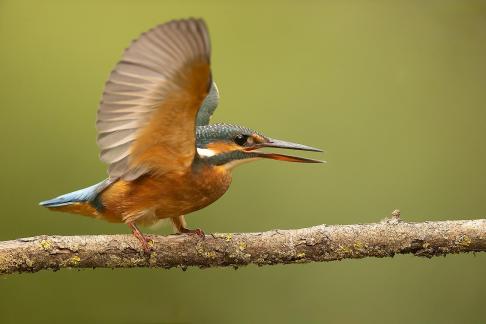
179, 227, 205, 238
136, 235, 153, 253
128, 222, 153, 253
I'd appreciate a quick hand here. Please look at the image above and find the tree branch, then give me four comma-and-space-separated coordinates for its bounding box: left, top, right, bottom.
1, 212, 485, 275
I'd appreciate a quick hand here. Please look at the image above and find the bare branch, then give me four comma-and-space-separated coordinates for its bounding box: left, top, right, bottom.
1, 216, 485, 275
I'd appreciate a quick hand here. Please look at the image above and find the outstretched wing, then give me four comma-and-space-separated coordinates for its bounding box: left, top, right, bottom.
196, 82, 219, 125
96, 19, 212, 180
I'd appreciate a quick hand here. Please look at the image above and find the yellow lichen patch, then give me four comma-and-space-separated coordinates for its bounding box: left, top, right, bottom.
25, 258, 34, 268
39, 239, 52, 251
149, 252, 158, 266
68, 255, 81, 267
238, 242, 246, 251
456, 235, 472, 247
147, 239, 155, 249
195, 242, 217, 259
336, 245, 352, 255
353, 242, 364, 250
296, 252, 306, 258
195, 242, 204, 255
224, 233, 233, 242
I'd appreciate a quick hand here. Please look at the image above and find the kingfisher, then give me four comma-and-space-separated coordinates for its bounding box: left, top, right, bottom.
40, 18, 323, 251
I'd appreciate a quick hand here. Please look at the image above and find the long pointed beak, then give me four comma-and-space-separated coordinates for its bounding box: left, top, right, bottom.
249, 138, 324, 163
256, 152, 323, 163
262, 138, 323, 152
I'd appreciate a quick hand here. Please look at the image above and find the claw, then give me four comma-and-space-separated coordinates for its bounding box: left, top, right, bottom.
179, 227, 205, 238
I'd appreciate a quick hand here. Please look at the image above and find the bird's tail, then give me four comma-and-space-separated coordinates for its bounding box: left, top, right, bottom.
39, 179, 112, 216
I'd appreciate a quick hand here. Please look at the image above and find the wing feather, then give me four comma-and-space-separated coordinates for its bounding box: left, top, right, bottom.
96, 19, 211, 180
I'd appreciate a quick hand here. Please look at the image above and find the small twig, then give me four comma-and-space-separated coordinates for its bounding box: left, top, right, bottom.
0, 217, 485, 275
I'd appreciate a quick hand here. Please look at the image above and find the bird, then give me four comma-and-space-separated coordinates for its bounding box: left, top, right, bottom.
40, 18, 323, 251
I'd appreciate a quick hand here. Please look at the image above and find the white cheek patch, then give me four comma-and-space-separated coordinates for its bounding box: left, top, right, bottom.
197, 148, 217, 157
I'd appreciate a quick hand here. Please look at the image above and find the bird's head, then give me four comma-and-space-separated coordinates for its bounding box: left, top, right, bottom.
196, 123, 323, 169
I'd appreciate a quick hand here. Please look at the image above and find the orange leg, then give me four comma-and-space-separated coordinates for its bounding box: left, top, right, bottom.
170, 215, 205, 238
127, 222, 151, 252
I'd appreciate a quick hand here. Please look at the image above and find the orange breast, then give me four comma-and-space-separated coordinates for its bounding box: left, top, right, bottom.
99, 163, 232, 225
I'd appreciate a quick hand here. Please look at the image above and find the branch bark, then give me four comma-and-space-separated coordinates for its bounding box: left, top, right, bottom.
1, 214, 485, 275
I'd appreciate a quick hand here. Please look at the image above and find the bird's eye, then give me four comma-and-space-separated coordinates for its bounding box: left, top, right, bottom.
234, 134, 249, 146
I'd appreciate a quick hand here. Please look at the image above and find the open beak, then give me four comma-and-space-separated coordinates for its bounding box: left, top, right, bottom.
247, 138, 324, 163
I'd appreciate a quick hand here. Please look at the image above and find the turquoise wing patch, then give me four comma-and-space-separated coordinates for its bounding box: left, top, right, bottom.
196, 82, 219, 126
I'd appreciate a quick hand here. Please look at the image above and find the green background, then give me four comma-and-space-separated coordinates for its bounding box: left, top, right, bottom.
1, 1, 485, 323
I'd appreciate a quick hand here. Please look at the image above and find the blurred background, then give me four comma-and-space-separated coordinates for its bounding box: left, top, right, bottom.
1, 0, 486, 323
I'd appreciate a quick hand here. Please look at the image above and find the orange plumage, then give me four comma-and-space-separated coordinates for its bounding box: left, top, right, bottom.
53, 164, 231, 226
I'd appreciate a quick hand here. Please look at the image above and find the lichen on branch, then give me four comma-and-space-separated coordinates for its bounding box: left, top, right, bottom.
0, 214, 485, 275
